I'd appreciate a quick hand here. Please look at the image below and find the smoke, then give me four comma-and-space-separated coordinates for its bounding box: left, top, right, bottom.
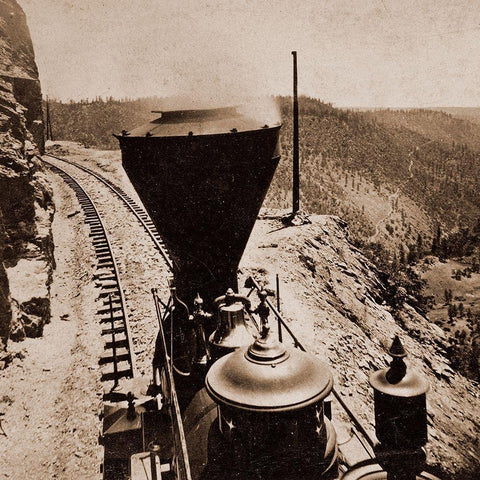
237, 96, 282, 127
154, 95, 281, 127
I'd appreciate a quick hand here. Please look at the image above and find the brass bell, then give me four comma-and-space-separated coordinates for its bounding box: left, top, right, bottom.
208, 288, 257, 359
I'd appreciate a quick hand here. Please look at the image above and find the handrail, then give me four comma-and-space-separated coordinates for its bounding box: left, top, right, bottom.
246, 276, 376, 451
246, 276, 306, 350
152, 289, 192, 480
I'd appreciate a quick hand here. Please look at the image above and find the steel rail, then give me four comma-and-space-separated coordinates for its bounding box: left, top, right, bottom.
42, 158, 137, 390
44, 153, 175, 272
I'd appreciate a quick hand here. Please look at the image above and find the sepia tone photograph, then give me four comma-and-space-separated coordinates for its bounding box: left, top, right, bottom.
0, 1, 479, 479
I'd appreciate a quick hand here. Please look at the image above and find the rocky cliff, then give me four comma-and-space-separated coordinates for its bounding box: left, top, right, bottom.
0, 0, 54, 353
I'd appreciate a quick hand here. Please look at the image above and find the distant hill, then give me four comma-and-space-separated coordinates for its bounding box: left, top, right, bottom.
47, 96, 164, 149
46, 96, 480, 260
362, 108, 480, 151
267, 98, 480, 250
431, 107, 480, 126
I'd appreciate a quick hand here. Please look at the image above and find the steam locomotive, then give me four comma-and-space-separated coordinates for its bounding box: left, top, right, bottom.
104, 69, 442, 480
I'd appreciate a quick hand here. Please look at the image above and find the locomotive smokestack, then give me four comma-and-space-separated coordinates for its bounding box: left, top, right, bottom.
117, 106, 281, 309
292, 51, 300, 214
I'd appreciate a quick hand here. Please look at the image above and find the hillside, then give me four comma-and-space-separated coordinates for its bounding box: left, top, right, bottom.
267, 98, 480, 250
360, 108, 480, 151
241, 212, 480, 479
431, 107, 480, 127
47, 97, 162, 149
47, 97, 480, 263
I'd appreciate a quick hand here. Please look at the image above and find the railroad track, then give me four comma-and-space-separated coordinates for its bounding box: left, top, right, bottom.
44, 153, 174, 272
42, 158, 138, 400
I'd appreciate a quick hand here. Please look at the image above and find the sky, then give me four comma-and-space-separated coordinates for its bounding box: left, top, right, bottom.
18, 0, 480, 108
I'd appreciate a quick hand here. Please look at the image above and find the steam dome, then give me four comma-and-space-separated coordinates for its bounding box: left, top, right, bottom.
204, 331, 337, 479
206, 330, 333, 411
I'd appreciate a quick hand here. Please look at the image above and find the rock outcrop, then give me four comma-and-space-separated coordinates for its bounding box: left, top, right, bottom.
0, 0, 54, 350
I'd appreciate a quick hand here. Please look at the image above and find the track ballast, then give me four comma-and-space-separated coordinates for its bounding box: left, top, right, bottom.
42, 157, 140, 399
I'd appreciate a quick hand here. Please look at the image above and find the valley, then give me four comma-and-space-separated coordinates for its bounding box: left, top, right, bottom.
422, 258, 480, 325
420, 256, 480, 379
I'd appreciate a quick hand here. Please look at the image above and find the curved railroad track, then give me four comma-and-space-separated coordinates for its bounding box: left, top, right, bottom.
44, 153, 175, 272
42, 158, 138, 399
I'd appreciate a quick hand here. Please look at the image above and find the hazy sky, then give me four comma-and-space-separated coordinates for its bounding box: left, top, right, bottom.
19, 0, 480, 107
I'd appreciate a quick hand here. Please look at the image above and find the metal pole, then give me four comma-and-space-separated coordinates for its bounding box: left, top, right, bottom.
170, 301, 174, 374
46, 96, 53, 141
248, 276, 304, 351
292, 51, 300, 214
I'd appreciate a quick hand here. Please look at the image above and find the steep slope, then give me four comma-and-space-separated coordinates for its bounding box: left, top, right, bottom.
240, 213, 480, 478
266, 97, 480, 252
0, 0, 54, 352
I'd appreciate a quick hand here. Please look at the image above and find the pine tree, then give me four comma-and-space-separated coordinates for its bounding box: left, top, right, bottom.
392, 252, 399, 270
441, 238, 448, 260
432, 225, 442, 255
399, 244, 406, 266
407, 245, 417, 264
416, 233, 423, 258
444, 289, 451, 304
